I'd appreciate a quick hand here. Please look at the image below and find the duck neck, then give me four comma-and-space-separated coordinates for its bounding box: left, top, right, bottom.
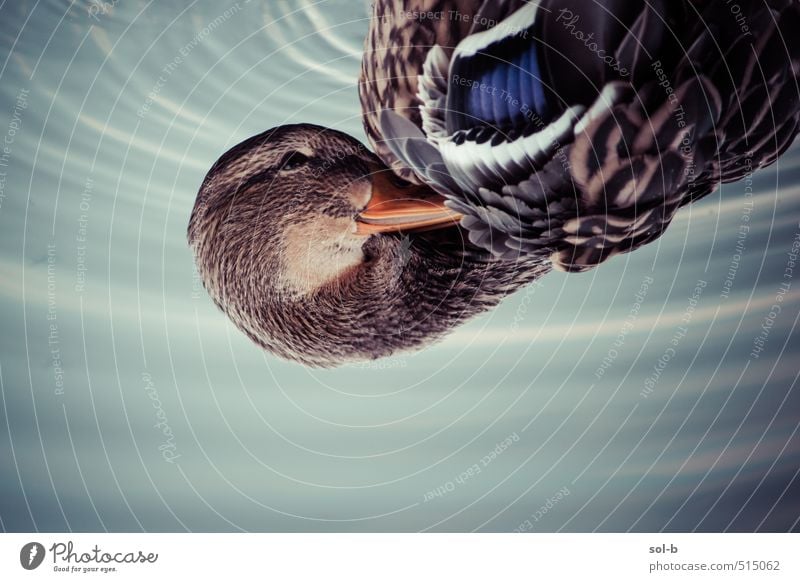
317, 232, 548, 362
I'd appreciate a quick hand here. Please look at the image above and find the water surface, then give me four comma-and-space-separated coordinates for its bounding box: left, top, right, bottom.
0, 0, 798, 532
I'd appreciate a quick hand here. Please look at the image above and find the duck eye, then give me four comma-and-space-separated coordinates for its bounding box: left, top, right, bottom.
279, 151, 310, 171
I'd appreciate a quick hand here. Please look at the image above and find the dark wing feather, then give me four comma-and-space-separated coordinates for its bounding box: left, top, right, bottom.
368, 0, 800, 271
360, 0, 486, 182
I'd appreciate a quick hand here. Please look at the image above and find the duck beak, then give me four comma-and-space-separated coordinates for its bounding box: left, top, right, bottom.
355, 171, 463, 235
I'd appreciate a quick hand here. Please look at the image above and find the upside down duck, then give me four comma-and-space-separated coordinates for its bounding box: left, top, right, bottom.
189, 0, 800, 367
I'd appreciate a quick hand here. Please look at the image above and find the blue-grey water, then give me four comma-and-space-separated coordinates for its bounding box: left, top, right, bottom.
1, 0, 799, 532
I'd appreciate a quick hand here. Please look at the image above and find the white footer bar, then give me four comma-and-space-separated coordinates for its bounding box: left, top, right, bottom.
1, 533, 796, 581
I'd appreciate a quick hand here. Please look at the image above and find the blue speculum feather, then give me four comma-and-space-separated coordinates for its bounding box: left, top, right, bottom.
462, 40, 550, 130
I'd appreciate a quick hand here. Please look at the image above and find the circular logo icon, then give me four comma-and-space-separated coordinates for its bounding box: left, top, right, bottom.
20, 542, 45, 570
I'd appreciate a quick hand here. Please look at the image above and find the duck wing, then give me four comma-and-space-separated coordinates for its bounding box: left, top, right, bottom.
374, 0, 800, 270
360, 0, 528, 181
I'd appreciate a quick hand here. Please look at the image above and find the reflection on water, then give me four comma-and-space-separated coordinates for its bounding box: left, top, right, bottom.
0, 0, 798, 532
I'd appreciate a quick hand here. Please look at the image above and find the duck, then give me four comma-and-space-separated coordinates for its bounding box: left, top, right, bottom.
189, 0, 800, 367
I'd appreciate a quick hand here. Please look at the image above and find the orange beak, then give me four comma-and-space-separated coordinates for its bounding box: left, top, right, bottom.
355, 171, 463, 235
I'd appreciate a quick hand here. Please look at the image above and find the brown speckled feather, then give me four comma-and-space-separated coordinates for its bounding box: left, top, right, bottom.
371, 0, 800, 272
359, 0, 485, 180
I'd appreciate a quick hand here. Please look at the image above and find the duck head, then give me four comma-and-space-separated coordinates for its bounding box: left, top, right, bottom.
188, 124, 544, 367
